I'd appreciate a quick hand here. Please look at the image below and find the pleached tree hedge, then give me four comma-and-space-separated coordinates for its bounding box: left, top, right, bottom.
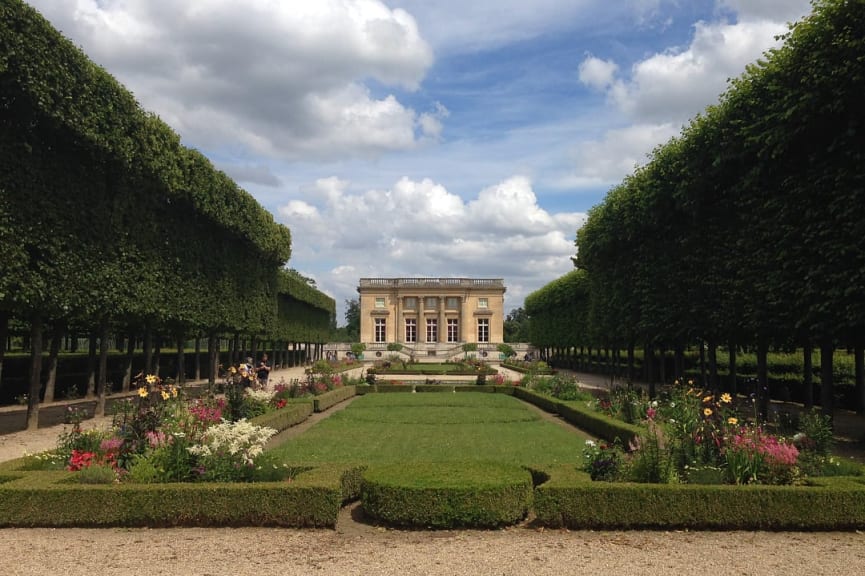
529, 0, 865, 416
0, 0, 332, 426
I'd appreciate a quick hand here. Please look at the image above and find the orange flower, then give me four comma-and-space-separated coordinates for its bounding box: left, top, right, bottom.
727, 417, 738, 425
703, 407, 713, 417
703, 395, 713, 403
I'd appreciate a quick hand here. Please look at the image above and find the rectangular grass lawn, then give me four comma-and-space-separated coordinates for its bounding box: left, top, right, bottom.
269, 392, 591, 466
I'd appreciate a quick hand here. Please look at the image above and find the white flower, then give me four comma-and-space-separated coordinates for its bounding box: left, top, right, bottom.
651, 400, 658, 408
585, 440, 596, 448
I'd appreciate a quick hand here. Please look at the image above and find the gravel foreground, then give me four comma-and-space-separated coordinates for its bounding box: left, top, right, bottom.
0, 526, 863, 576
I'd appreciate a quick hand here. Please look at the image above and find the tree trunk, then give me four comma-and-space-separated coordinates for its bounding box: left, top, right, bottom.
194, 335, 202, 381
42, 322, 64, 403
143, 326, 153, 375
122, 334, 135, 392
757, 340, 769, 422
26, 317, 44, 431
674, 345, 685, 383
699, 339, 707, 389
707, 339, 718, 394
627, 342, 635, 383
855, 341, 864, 415
0, 310, 9, 394
820, 339, 834, 422
658, 347, 666, 386
208, 332, 218, 387
85, 332, 97, 397
176, 333, 186, 384
645, 345, 655, 398
95, 321, 110, 416
803, 342, 814, 410
153, 336, 161, 376
727, 342, 737, 396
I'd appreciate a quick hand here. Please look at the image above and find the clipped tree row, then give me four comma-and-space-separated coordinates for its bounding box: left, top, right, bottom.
0, 1, 333, 426
530, 0, 865, 418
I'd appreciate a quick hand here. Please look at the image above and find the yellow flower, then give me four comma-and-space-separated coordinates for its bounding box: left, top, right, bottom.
145, 374, 158, 385
171, 386, 178, 397
727, 417, 738, 425
687, 379, 694, 386
703, 407, 713, 417
720, 393, 732, 404
161, 390, 170, 400
138, 387, 148, 398
702, 395, 713, 403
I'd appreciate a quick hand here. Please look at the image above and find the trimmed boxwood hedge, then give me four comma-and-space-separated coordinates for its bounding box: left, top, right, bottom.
512, 387, 641, 446
361, 462, 534, 528
0, 465, 363, 527
532, 465, 865, 530
312, 386, 356, 412
251, 402, 313, 432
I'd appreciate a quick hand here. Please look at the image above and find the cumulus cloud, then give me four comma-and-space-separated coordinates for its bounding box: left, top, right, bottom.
578, 56, 619, 91
278, 176, 585, 320
570, 0, 813, 188
28, 0, 435, 160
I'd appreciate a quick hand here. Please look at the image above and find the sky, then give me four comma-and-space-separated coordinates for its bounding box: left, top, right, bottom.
27, 0, 814, 325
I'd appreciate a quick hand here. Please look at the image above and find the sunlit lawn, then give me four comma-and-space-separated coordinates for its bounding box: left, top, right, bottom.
269, 392, 591, 466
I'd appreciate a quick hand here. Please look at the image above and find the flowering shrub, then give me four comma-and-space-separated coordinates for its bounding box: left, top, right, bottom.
187, 419, 277, 482
55, 373, 283, 484
582, 439, 623, 481
725, 426, 799, 485
587, 378, 810, 486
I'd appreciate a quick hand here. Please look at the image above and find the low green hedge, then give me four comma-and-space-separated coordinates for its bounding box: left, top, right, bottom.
250, 402, 313, 432
555, 401, 641, 447
533, 465, 865, 530
0, 464, 363, 528
375, 384, 414, 393
361, 462, 533, 528
313, 386, 356, 412
512, 388, 640, 446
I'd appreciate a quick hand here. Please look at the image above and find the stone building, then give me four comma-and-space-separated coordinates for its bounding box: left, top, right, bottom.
357, 278, 506, 357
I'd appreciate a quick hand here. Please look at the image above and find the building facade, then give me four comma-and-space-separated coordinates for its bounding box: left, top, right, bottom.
357, 278, 506, 353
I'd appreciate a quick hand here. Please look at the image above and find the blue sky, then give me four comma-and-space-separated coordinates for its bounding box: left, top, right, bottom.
28, 0, 813, 324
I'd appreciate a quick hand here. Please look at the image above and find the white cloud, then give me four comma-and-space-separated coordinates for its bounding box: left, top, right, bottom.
569, 0, 812, 188
717, 0, 812, 23
568, 124, 679, 186
27, 0, 435, 160
278, 176, 585, 321
578, 56, 619, 91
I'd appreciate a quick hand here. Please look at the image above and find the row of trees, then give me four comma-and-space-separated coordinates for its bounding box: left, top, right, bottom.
526, 0, 865, 419
0, 1, 334, 427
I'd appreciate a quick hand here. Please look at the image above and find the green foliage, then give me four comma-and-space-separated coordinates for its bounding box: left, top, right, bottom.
361, 462, 533, 528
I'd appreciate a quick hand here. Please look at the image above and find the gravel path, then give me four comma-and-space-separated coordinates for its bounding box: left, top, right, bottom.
1, 366, 863, 575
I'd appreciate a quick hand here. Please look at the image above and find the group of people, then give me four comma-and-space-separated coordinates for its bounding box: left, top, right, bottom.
239, 353, 272, 388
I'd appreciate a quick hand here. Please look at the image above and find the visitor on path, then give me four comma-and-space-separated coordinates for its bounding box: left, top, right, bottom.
256, 353, 272, 387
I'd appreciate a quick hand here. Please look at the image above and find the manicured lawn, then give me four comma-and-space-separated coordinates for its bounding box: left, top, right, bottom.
270, 392, 591, 466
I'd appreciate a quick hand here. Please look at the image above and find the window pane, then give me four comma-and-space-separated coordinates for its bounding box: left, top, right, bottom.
405, 319, 416, 343
426, 318, 437, 342
447, 318, 459, 342
404, 297, 417, 309
425, 297, 438, 310
446, 297, 459, 309
478, 298, 488, 309
477, 318, 489, 342
375, 297, 385, 309
375, 318, 387, 342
